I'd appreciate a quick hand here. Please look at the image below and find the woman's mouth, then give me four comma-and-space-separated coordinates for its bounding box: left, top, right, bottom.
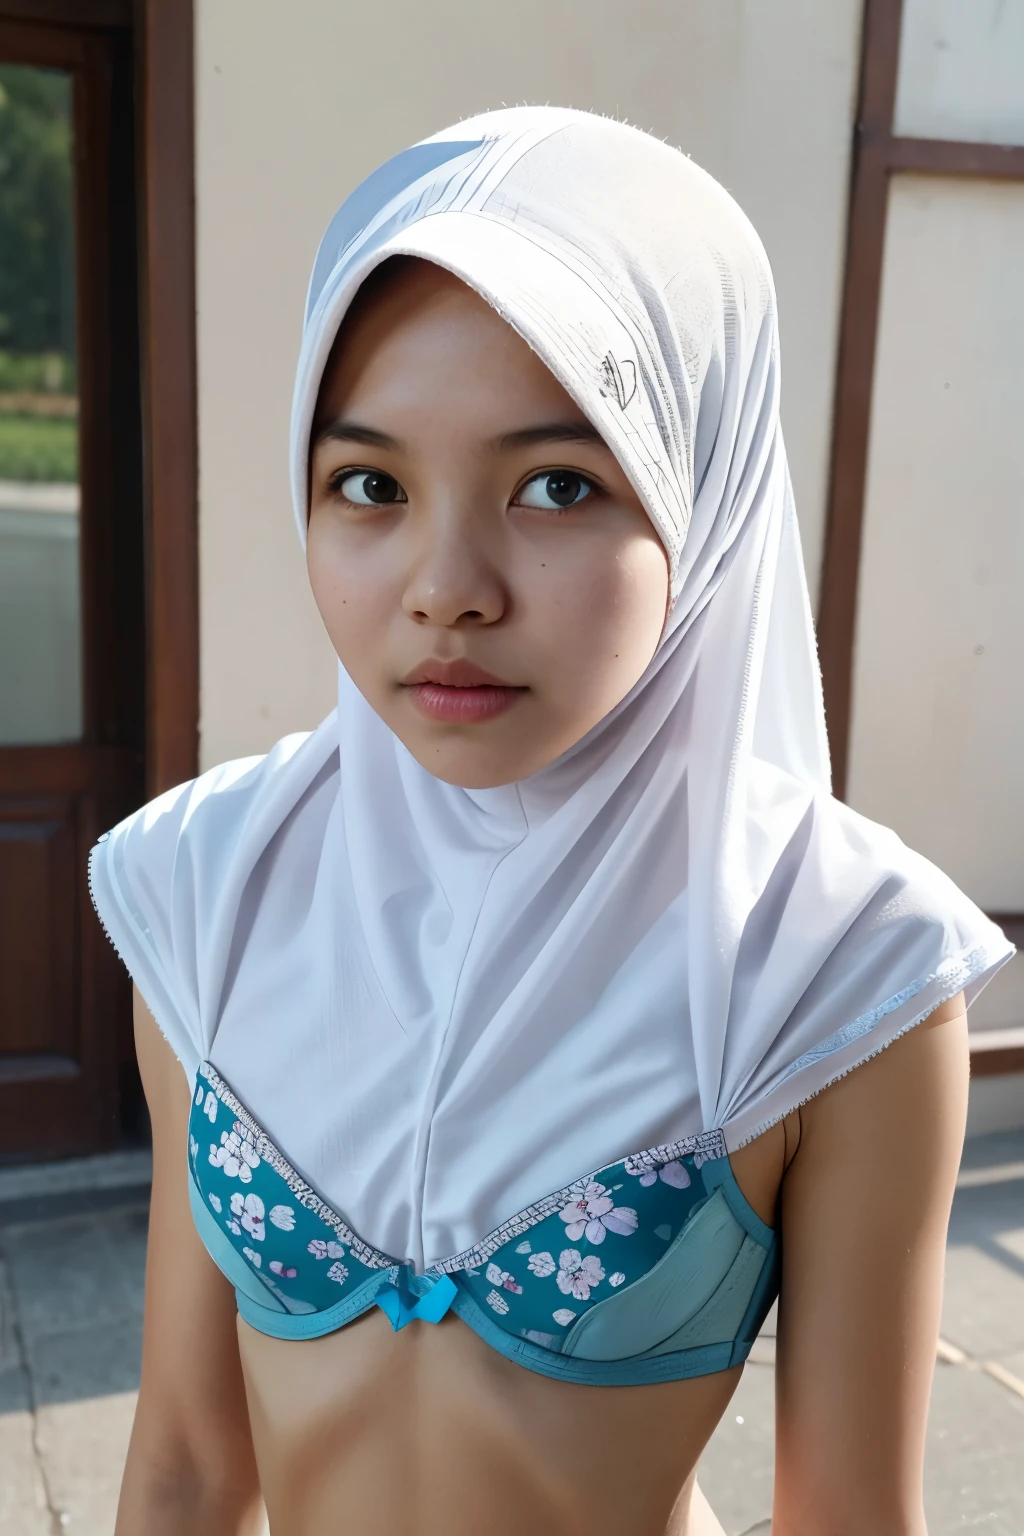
401, 660, 528, 725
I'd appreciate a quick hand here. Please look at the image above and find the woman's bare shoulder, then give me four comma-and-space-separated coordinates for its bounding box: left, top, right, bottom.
798, 990, 969, 1151
770, 993, 969, 1534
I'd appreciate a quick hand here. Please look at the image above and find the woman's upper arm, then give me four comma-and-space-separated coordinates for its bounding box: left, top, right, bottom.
118, 988, 261, 1530
773, 994, 969, 1536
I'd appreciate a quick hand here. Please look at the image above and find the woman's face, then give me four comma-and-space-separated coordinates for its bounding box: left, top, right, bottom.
307, 260, 669, 788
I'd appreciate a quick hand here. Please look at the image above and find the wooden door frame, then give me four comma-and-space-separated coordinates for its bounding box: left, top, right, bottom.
817, 0, 1024, 1067
0, 0, 196, 1157
0, 1, 199, 799
135, 0, 199, 797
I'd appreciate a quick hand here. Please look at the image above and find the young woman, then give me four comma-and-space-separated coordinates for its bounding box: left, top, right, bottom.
92, 108, 1012, 1536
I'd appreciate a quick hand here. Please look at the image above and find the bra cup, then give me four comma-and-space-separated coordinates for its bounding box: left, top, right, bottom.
187, 1062, 781, 1378
189, 1175, 289, 1313
561, 1189, 746, 1361
639, 1232, 768, 1357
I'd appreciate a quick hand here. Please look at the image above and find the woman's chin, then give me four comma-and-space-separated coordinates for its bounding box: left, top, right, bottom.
396, 732, 554, 790
388, 704, 611, 789
381, 696, 599, 789
407, 750, 528, 790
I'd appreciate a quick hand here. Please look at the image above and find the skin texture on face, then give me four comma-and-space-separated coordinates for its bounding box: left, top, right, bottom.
307, 259, 670, 789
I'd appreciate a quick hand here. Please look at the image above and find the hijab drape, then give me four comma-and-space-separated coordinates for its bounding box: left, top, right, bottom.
91, 108, 1011, 1272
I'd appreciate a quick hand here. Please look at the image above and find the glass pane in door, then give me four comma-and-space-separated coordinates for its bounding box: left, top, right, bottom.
0, 63, 81, 744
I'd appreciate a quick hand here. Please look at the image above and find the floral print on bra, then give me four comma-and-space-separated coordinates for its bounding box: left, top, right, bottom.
189, 1061, 742, 1350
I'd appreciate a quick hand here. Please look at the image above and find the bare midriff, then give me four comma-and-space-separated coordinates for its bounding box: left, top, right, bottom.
236, 1122, 789, 1536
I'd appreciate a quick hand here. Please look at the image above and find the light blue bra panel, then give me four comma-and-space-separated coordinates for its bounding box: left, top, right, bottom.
449, 1287, 751, 1386
642, 1233, 767, 1356
561, 1189, 746, 1361
234, 1268, 389, 1339
188, 1175, 287, 1314
700, 1156, 775, 1246
728, 1233, 781, 1368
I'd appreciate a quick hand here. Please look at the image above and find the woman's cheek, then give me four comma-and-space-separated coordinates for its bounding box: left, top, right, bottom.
308, 532, 370, 664
568, 555, 666, 713
329, 588, 387, 685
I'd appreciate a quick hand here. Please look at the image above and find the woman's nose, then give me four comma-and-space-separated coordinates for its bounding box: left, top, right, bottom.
402, 509, 507, 628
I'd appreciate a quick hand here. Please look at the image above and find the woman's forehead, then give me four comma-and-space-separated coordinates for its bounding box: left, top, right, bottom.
293, 109, 773, 571
314, 261, 585, 434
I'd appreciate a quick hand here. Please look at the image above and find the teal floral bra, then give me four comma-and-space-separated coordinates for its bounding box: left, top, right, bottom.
188, 1061, 779, 1387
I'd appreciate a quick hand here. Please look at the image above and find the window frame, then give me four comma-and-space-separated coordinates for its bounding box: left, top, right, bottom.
818, 0, 1024, 1070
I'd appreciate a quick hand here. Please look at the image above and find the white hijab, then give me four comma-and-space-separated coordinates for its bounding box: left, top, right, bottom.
90, 108, 1010, 1273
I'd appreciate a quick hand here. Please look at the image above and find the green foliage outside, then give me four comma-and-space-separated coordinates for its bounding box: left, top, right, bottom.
0, 67, 78, 482
0, 348, 76, 394
0, 64, 75, 355
0, 413, 77, 482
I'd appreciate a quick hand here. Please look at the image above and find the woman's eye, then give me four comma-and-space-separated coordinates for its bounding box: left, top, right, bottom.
515, 470, 594, 511
335, 470, 406, 506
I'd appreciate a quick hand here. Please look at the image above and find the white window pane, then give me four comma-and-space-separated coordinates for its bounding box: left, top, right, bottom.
895, 0, 1024, 146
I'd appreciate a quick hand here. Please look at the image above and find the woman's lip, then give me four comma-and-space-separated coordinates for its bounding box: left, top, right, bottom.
401, 658, 514, 688
405, 683, 527, 724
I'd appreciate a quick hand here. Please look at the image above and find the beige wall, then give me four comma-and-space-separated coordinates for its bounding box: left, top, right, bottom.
848, 177, 1024, 915
845, 7, 1024, 1037
194, 0, 864, 768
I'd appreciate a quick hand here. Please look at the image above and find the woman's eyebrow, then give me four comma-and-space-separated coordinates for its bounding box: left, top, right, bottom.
494, 422, 607, 451
311, 418, 607, 453
312, 419, 402, 450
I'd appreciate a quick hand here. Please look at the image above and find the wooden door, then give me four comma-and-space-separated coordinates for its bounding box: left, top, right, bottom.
0, 13, 144, 1159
